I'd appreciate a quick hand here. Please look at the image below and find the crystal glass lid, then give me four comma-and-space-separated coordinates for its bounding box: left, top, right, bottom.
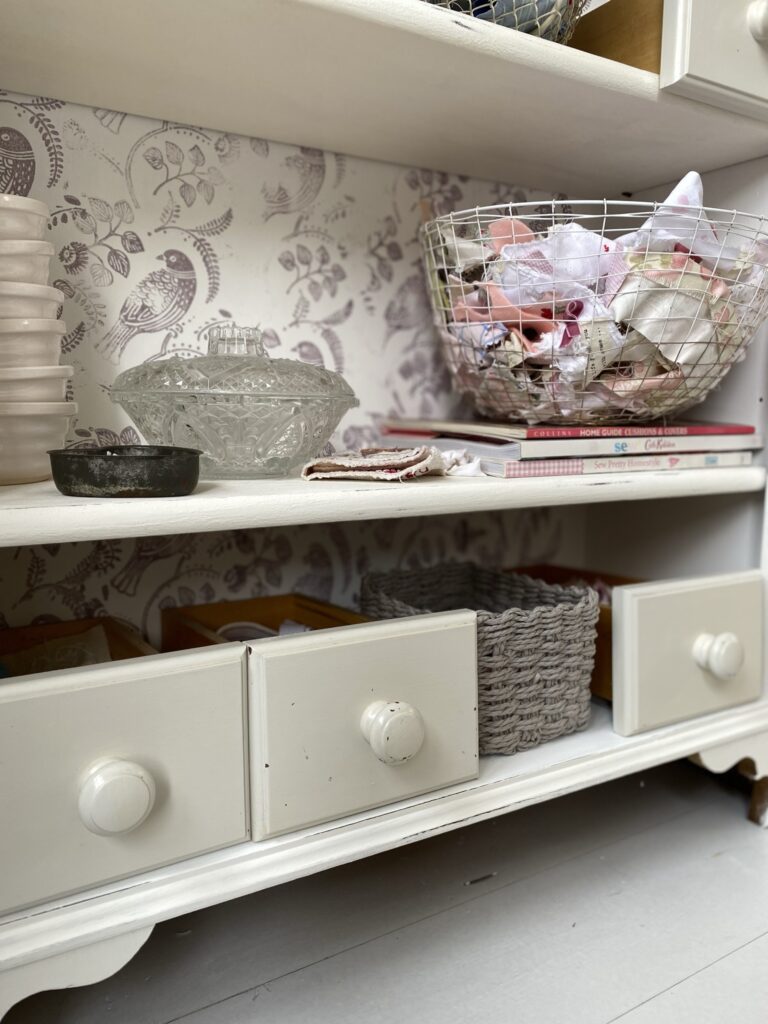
112, 323, 358, 403
207, 324, 265, 356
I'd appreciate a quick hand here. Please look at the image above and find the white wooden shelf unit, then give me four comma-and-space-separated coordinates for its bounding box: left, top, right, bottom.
3, 1, 768, 1017
1, 469, 767, 1019
0, 469, 764, 546
3, 0, 768, 193
4, 701, 768, 1014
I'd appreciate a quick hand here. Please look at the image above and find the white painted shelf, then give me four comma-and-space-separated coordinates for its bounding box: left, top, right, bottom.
3, 0, 768, 193
4, 698, 768, 971
0, 468, 764, 547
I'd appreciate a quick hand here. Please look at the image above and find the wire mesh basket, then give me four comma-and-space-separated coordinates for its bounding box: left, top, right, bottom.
420, 181, 768, 424
423, 0, 590, 43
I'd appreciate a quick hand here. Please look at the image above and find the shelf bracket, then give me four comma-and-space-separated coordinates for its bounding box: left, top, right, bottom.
0, 926, 153, 1022
693, 731, 768, 828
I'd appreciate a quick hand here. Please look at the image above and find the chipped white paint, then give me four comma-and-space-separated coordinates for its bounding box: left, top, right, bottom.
0, 51, 767, 1017
361, 701, 426, 765
7, 699, 768, 1018
248, 613, 478, 839
0, 470, 764, 548
613, 572, 764, 736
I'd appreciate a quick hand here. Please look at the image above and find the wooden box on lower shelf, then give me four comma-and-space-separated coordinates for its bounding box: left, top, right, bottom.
569, 0, 663, 74
515, 565, 641, 702
0, 616, 156, 676
162, 593, 368, 652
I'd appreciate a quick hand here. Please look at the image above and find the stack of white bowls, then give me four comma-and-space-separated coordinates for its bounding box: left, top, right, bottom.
0, 194, 76, 485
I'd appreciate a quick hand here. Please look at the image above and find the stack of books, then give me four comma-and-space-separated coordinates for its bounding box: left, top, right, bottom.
381, 418, 763, 478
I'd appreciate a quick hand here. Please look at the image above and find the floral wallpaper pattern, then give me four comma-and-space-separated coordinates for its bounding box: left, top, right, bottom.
0, 86, 570, 639
0, 510, 566, 647
0, 86, 562, 446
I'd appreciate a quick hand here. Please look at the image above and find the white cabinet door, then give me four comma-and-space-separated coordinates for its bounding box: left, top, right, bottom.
661, 0, 768, 119
0, 645, 248, 912
612, 571, 763, 736
247, 612, 479, 839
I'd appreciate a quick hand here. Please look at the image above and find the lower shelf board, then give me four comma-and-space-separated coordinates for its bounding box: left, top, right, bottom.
0, 468, 764, 546
3, 698, 768, 973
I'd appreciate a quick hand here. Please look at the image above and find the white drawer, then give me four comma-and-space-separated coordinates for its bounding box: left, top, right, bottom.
613, 571, 763, 736
247, 612, 478, 839
0, 645, 248, 912
661, 0, 768, 121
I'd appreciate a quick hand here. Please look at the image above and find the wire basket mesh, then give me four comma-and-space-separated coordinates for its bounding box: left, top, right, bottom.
423, 0, 590, 43
420, 192, 768, 424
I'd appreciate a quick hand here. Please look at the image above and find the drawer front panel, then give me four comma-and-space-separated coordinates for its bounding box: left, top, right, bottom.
613, 571, 763, 736
249, 612, 478, 838
661, 0, 768, 121
0, 646, 248, 912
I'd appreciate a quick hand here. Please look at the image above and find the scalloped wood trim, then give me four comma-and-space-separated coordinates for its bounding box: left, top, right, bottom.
0, 927, 152, 1021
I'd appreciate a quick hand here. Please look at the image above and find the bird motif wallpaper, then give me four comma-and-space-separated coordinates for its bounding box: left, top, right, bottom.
0, 86, 571, 638
0, 87, 564, 447
0, 511, 570, 647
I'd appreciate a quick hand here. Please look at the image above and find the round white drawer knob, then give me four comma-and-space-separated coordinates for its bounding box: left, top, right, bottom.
748, 0, 768, 42
693, 632, 745, 680
78, 759, 157, 836
360, 700, 425, 765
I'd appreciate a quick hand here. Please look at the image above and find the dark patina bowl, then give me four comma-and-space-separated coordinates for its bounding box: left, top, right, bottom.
48, 445, 201, 498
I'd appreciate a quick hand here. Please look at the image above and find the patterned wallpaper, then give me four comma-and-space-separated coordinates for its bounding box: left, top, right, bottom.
0, 87, 562, 446
0, 87, 571, 642
0, 511, 568, 648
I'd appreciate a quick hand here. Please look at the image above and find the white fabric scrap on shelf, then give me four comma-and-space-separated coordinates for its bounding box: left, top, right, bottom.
303, 447, 488, 481
303, 446, 447, 482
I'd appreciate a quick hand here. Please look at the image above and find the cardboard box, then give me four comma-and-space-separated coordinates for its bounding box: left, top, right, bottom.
570, 0, 663, 74
162, 593, 368, 652
0, 617, 156, 674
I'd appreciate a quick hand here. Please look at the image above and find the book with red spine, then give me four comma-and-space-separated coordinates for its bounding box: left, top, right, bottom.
381, 418, 756, 442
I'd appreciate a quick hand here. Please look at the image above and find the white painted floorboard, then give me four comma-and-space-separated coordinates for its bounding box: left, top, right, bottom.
620, 933, 768, 1023
7, 762, 767, 1024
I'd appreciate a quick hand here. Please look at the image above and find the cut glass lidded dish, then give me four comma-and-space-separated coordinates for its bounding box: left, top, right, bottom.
111, 325, 358, 478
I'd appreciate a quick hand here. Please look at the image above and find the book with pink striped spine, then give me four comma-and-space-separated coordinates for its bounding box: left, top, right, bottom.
479, 451, 754, 478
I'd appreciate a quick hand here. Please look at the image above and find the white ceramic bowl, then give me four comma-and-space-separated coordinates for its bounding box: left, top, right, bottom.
0, 319, 65, 368
0, 241, 54, 285
0, 194, 49, 241
0, 366, 72, 402
0, 282, 63, 319
0, 401, 77, 485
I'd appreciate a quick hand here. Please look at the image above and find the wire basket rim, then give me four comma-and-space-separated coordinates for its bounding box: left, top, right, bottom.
422, 198, 768, 231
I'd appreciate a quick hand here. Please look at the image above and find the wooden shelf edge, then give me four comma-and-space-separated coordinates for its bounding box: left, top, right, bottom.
0, 468, 763, 547
2, 0, 768, 193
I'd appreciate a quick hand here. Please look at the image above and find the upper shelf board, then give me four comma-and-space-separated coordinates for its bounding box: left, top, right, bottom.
3, 0, 768, 194
0, 468, 763, 547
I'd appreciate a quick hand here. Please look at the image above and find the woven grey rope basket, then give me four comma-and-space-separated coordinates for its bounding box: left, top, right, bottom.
361, 562, 599, 756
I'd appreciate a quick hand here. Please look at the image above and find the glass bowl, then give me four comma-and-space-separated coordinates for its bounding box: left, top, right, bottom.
111, 326, 359, 478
